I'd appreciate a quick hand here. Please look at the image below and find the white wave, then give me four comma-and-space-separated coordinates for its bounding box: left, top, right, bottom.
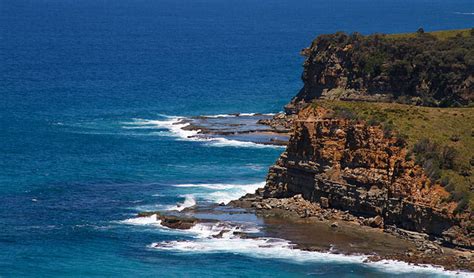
453, 12, 474, 15
174, 183, 237, 190
201, 114, 237, 118
205, 137, 285, 149
123, 116, 284, 149
150, 221, 470, 277
173, 182, 264, 204
202, 112, 276, 118
166, 194, 197, 211
124, 118, 199, 140
121, 214, 162, 226
187, 222, 260, 239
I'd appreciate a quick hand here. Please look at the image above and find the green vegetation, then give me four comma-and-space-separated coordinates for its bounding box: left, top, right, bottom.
386, 28, 472, 40
311, 28, 474, 107
313, 100, 474, 211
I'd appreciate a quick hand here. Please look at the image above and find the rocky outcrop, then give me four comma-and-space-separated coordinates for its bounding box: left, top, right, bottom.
137, 212, 198, 229
285, 32, 474, 114
258, 106, 472, 248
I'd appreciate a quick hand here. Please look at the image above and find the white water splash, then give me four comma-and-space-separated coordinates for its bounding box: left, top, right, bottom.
122, 116, 284, 149
121, 214, 162, 226
202, 112, 276, 118
166, 194, 197, 211
123, 117, 199, 140
173, 182, 265, 204
149, 222, 471, 277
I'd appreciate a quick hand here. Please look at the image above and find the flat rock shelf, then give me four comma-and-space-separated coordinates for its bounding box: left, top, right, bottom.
180, 113, 290, 146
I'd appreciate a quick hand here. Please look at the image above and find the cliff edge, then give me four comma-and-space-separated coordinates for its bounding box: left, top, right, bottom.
251, 29, 473, 250
285, 29, 474, 114
259, 103, 472, 248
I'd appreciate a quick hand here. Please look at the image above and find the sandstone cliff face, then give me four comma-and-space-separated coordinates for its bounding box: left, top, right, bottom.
285, 32, 474, 114
261, 106, 472, 248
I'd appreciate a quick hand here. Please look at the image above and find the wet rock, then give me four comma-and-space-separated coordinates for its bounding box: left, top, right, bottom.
136, 211, 197, 230
212, 230, 230, 238
232, 231, 248, 238
331, 222, 339, 228
160, 215, 197, 230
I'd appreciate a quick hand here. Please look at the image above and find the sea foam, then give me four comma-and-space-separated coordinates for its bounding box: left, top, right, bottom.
202, 112, 276, 118
120, 205, 470, 276
121, 214, 162, 226
166, 194, 197, 211
149, 221, 471, 277
123, 116, 284, 149
173, 182, 265, 204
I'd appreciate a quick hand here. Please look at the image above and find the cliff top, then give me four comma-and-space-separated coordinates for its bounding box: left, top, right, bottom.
287, 28, 474, 113
386, 28, 472, 40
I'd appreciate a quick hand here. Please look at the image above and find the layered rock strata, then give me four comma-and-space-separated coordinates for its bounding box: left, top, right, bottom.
256, 106, 472, 248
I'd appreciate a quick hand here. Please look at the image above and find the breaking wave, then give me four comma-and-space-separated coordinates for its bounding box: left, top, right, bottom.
202, 112, 276, 118
173, 182, 265, 204
120, 207, 470, 276
123, 117, 199, 140
122, 116, 284, 149
121, 214, 162, 226
453, 12, 474, 15
166, 194, 197, 211
149, 222, 470, 277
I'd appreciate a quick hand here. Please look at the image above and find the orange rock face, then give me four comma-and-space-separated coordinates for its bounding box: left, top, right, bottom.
262, 106, 472, 248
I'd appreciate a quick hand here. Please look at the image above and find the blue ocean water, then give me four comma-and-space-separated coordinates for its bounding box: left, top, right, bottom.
1, 0, 473, 277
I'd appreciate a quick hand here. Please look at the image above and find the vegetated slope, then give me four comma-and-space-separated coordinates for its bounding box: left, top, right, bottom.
312, 100, 473, 212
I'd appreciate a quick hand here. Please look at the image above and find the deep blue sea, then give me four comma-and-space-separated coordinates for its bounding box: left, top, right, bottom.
1, 0, 473, 277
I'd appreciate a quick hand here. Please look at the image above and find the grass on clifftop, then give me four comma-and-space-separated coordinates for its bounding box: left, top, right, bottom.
313, 100, 474, 212
386, 28, 472, 40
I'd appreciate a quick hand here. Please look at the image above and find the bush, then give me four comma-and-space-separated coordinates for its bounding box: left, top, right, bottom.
367, 118, 380, 126
450, 134, 460, 142
458, 165, 471, 177
412, 138, 458, 181
333, 107, 358, 120
454, 197, 469, 214
440, 146, 458, 169
395, 134, 408, 147
440, 176, 450, 187
382, 123, 394, 137
422, 159, 441, 180
413, 138, 439, 161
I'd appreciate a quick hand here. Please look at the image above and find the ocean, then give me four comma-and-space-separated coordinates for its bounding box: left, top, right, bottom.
1, 0, 473, 276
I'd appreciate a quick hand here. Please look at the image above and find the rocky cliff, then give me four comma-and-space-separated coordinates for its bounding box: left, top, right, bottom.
258, 105, 472, 248
285, 30, 474, 114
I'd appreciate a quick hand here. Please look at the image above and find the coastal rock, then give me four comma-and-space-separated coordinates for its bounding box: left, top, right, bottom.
137, 212, 197, 230
257, 106, 472, 248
